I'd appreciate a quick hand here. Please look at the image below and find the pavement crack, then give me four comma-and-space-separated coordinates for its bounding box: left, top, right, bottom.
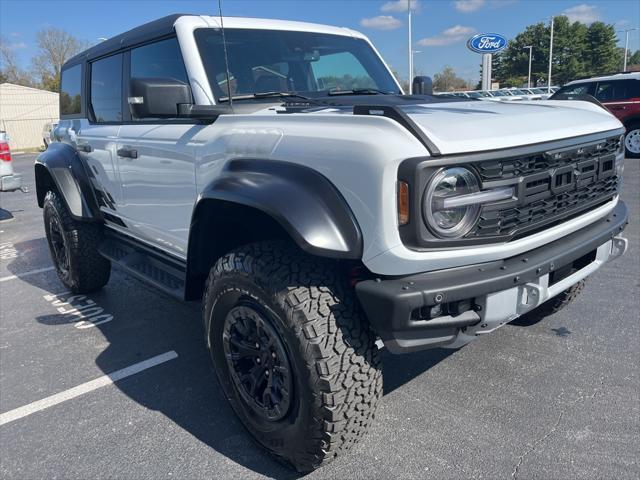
511, 376, 605, 480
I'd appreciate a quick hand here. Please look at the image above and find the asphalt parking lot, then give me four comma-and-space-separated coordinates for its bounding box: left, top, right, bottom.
0, 153, 638, 479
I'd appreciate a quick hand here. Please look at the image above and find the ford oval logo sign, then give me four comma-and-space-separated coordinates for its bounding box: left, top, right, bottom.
467, 33, 507, 54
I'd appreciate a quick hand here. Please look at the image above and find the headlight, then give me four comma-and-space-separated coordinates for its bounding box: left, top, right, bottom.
423, 167, 481, 238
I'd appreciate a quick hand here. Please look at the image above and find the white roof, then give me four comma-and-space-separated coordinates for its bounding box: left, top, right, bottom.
175, 15, 366, 39
565, 72, 640, 85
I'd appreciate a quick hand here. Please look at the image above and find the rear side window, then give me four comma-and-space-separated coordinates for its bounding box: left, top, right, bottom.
60, 65, 82, 116
595, 80, 640, 102
90, 54, 123, 123
555, 82, 596, 97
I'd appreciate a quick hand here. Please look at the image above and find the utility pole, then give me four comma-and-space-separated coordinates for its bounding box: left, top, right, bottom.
524, 45, 532, 88
547, 16, 554, 94
408, 0, 413, 93
619, 28, 638, 71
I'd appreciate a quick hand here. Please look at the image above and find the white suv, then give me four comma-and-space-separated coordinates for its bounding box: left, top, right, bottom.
35, 15, 629, 471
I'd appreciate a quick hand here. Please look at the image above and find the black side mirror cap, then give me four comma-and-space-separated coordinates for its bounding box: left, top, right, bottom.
129, 78, 193, 118
412, 76, 433, 96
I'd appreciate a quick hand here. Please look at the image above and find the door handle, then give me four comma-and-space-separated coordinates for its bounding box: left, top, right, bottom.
117, 147, 138, 159
77, 144, 92, 153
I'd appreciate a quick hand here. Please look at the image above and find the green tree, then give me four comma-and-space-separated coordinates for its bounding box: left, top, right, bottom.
628, 49, 640, 68
494, 17, 623, 87
433, 66, 469, 92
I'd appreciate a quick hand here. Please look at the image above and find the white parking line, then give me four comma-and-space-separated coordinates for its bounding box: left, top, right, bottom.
0, 351, 178, 426
0, 267, 55, 283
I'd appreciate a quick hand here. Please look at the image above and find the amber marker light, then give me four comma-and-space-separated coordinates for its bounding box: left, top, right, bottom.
398, 181, 410, 225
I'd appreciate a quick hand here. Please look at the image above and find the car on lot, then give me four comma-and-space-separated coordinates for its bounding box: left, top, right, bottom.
0, 131, 23, 192
34, 14, 629, 472
42, 121, 59, 149
551, 72, 640, 157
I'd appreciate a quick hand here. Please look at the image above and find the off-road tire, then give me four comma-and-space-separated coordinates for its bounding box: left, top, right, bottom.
516, 280, 586, 325
43, 191, 110, 293
202, 241, 382, 472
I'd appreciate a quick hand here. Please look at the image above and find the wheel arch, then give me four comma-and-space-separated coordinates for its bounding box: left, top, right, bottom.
34, 142, 101, 221
184, 159, 363, 300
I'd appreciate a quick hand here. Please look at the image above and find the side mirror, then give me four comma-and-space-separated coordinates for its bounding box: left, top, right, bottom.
129, 78, 192, 118
412, 76, 433, 95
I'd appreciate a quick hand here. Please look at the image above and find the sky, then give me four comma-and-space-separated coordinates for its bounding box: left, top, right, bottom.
1, 0, 639, 84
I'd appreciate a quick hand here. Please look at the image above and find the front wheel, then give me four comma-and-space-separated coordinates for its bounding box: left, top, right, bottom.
624, 124, 640, 158
202, 241, 382, 472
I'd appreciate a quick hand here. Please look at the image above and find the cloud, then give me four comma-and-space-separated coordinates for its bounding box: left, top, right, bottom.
381, 0, 420, 13
360, 15, 403, 30
453, 0, 485, 13
417, 25, 476, 46
562, 4, 601, 24
4, 41, 27, 50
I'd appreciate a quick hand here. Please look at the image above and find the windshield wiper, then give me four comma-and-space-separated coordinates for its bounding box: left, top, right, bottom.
327, 88, 393, 96
219, 91, 317, 102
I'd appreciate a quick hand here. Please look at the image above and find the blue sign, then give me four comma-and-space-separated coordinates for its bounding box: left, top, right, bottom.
467, 33, 507, 54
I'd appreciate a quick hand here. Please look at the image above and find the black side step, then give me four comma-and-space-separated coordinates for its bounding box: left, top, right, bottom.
99, 231, 186, 299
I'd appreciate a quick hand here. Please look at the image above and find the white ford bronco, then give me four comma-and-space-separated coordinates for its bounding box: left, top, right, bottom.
36, 15, 629, 471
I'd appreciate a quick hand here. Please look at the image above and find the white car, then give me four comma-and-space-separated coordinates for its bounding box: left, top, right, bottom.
36, 14, 629, 472
0, 131, 23, 192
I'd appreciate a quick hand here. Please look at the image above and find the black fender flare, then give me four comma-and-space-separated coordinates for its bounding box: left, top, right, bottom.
34, 142, 101, 221
190, 159, 363, 259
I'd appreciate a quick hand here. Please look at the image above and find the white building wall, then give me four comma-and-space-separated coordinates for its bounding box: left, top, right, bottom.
0, 83, 59, 150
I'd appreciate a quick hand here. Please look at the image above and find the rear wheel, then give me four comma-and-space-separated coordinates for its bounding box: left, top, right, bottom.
203, 241, 382, 472
43, 191, 110, 293
624, 124, 640, 158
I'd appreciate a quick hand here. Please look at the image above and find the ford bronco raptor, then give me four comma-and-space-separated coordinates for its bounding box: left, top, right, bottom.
35, 15, 629, 471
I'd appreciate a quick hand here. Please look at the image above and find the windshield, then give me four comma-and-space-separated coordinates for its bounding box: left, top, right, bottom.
489, 90, 508, 97
194, 28, 401, 101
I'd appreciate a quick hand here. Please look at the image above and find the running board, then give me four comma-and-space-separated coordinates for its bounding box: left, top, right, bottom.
99, 232, 186, 299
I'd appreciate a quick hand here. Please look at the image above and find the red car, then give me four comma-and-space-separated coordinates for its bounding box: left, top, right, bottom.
551, 72, 640, 157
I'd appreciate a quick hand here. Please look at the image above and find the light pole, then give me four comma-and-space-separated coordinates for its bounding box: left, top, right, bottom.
408, 0, 413, 93
618, 28, 638, 71
547, 16, 554, 94
523, 45, 533, 88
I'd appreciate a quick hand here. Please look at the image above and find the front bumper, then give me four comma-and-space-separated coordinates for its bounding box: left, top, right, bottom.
0, 173, 23, 192
356, 201, 628, 353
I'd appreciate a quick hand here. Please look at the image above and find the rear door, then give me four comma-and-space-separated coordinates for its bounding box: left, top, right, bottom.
115, 37, 201, 258
594, 79, 640, 122
75, 54, 124, 220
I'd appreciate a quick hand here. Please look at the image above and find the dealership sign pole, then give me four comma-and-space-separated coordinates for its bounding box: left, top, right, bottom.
467, 33, 508, 91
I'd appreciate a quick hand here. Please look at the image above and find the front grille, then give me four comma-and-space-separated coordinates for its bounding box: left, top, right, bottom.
469, 135, 621, 239
477, 136, 620, 181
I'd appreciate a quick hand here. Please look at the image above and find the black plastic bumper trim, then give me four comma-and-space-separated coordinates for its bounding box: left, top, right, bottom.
356, 201, 628, 353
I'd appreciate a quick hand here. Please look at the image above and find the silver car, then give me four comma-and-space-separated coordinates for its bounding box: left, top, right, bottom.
0, 131, 23, 192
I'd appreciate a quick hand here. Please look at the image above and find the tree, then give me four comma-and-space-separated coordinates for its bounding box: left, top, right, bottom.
433, 66, 469, 92
0, 36, 34, 86
31, 27, 88, 92
494, 16, 623, 87
628, 49, 640, 69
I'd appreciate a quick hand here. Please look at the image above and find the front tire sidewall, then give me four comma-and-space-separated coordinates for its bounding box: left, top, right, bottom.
205, 275, 317, 462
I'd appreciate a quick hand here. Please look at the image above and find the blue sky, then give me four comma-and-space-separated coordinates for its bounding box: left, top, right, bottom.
1, 0, 639, 83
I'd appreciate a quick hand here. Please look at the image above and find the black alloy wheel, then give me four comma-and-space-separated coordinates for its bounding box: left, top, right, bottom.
222, 302, 292, 422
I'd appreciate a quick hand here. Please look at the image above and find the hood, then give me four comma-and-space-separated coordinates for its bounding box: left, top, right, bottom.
295, 95, 622, 156
398, 100, 622, 154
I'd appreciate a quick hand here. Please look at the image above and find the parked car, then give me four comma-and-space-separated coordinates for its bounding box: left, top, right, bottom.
35, 14, 629, 472
0, 131, 23, 192
42, 121, 59, 148
551, 73, 640, 157
506, 88, 543, 100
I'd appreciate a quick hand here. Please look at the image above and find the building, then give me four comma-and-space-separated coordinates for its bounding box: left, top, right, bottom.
0, 83, 59, 151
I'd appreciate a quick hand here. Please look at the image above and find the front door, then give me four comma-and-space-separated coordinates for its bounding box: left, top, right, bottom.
115, 37, 200, 258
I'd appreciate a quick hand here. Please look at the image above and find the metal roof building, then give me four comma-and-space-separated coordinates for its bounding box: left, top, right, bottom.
0, 83, 59, 151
